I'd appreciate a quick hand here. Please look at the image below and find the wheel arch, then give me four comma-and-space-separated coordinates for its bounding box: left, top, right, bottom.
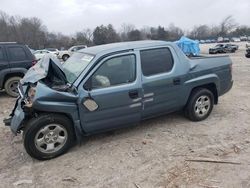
31, 111, 84, 144
0, 68, 27, 88
184, 74, 219, 105
189, 83, 218, 105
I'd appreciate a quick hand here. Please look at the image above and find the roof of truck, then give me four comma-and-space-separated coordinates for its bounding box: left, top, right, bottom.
79, 40, 170, 55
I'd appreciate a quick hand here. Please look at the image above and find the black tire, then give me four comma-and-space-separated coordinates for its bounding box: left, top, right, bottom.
23, 114, 75, 160
62, 54, 69, 61
4, 76, 21, 97
184, 88, 214, 121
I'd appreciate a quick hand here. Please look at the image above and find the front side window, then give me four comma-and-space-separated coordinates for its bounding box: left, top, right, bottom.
90, 54, 136, 89
8, 47, 27, 61
140, 48, 174, 76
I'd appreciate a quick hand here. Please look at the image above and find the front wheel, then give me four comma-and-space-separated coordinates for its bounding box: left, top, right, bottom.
184, 88, 214, 121
23, 114, 75, 160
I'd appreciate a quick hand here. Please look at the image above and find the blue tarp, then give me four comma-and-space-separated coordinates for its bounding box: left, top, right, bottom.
175, 36, 200, 56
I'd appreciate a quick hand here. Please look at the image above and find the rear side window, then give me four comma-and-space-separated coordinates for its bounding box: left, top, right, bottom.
0, 47, 4, 61
8, 47, 27, 61
140, 48, 174, 76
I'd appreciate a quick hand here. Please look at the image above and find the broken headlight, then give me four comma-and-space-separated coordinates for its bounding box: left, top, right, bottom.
24, 86, 36, 107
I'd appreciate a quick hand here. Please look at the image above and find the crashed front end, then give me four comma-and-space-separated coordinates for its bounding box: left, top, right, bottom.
4, 54, 69, 134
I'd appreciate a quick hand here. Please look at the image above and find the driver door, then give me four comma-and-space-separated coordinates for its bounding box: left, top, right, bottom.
78, 52, 143, 133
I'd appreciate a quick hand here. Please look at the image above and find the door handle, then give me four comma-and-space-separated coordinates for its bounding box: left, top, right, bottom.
129, 90, 139, 99
173, 78, 181, 85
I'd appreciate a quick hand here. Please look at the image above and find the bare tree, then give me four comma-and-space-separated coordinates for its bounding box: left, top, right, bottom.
219, 15, 237, 36
189, 25, 210, 39
168, 23, 184, 41
120, 23, 135, 41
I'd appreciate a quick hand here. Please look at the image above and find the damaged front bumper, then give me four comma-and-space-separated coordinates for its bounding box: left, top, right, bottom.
4, 98, 25, 134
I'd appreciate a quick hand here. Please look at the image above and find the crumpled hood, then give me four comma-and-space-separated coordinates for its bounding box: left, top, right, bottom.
20, 54, 68, 86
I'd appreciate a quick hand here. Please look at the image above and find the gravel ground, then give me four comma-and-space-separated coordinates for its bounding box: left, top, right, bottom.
0, 42, 250, 188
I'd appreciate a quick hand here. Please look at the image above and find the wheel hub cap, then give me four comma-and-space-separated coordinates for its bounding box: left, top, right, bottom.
34, 124, 68, 153
194, 95, 211, 117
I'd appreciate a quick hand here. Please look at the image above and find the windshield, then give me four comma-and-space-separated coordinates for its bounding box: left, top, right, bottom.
63, 52, 94, 83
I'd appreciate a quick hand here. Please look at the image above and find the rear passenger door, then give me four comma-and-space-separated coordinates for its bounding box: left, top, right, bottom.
6, 45, 31, 70
0, 46, 10, 88
140, 47, 183, 118
0, 46, 9, 72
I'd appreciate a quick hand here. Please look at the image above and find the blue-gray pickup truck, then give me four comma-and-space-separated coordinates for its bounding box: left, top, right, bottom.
4, 40, 233, 160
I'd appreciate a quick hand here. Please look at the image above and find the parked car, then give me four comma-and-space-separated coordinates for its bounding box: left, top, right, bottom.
4, 41, 233, 160
246, 48, 250, 58
211, 39, 217, 43
199, 40, 205, 44
45, 48, 59, 56
225, 44, 239, 51
34, 49, 55, 61
209, 44, 236, 54
217, 37, 224, 43
58, 45, 87, 61
240, 36, 248, 41
231, 37, 241, 42
223, 38, 230, 43
0, 42, 37, 97
246, 42, 250, 48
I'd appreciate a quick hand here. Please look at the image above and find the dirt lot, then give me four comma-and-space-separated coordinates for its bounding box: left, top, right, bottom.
0, 42, 250, 188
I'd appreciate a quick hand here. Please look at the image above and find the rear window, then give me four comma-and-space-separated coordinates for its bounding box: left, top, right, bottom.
8, 47, 27, 61
140, 48, 174, 76
0, 47, 4, 60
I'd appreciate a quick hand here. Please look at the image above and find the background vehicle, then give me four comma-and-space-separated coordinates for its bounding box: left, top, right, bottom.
34, 49, 55, 60
246, 42, 250, 48
199, 40, 205, 44
223, 38, 230, 43
209, 44, 236, 54
231, 37, 241, 42
5, 41, 233, 160
0, 42, 36, 97
240, 36, 248, 41
58, 45, 87, 61
45, 48, 59, 56
217, 37, 224, 43
225, 44, 239, 51
246, 48, 250, 58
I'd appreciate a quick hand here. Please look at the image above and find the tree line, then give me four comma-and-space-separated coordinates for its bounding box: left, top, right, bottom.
1, 10, 250, 50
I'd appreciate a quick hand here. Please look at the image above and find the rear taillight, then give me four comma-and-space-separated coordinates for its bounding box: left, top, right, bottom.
32, 59, 38, 66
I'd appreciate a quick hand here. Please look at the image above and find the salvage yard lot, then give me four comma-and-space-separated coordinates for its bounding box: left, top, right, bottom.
0, 42, 250, 188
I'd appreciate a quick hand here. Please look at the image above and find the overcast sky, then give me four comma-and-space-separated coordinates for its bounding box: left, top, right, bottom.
1, 0, 250, 34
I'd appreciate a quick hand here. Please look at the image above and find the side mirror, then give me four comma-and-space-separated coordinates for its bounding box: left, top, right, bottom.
84, 78, 92, 91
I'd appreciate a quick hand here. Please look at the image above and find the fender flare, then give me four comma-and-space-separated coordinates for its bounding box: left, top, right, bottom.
184, 74, 220, 103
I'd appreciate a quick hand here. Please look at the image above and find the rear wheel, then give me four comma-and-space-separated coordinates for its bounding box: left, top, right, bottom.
23, 114, 75, 160
184, 88, 214, 121
4, 76, 21, 97
62, 54, 69, 61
